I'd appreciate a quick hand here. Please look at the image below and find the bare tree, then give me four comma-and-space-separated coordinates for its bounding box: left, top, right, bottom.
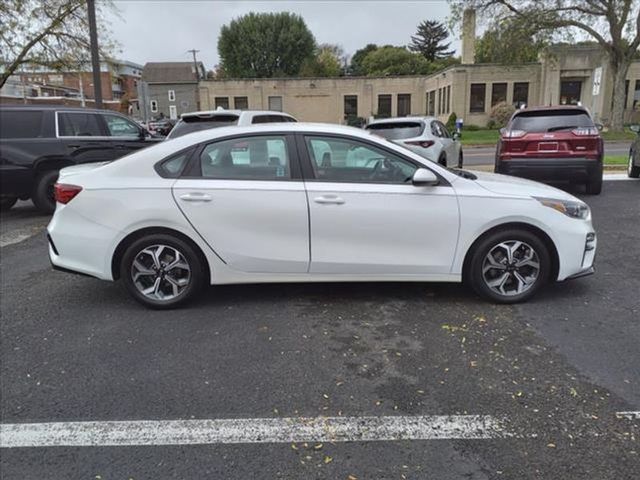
449, 0, 640, 131
0, 0, 116, 88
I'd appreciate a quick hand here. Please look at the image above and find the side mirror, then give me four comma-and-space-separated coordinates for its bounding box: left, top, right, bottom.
412, 168, 439, 187
453, 132, 461, 141
595, 123, 604, 131
630, 124, 640, 133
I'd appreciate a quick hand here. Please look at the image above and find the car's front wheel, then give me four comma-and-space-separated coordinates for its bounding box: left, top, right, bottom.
466, 229, 551, 303
121, 234, 206, 309
0, 196, 18, 211
628, 151, 640, 178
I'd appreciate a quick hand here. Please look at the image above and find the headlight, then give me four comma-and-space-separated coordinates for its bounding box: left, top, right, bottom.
534, 197, 590, 219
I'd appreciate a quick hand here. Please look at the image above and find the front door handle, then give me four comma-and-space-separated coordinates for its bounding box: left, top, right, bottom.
314, 195, 345, 205
179, 193, 212, 203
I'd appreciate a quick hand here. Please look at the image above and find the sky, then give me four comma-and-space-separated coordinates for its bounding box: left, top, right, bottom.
107, 0, 460, 69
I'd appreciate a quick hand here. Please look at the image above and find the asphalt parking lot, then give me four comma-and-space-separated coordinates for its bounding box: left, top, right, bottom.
1, 178, 639, 479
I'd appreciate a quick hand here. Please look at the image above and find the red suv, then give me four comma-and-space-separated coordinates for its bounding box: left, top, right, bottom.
495, 106, 603, 194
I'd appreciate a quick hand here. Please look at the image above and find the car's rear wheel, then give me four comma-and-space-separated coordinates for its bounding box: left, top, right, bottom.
628, 152, 640, 178
466, 229, 551, 303
32, 170, 59, 214
121, 234, 205, 309
0, 196, 18, 211
585, 176, 602, 195
458, 152, 463, 169
439, 154, 447, 167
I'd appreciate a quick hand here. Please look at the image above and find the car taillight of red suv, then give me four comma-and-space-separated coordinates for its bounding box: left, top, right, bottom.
495, 106, 604, 194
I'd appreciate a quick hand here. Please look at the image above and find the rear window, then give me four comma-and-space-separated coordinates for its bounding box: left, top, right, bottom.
366, 122, 424, 140
0, 110, 43, 138
511, 110, 594, 133
168, 114, 239, 139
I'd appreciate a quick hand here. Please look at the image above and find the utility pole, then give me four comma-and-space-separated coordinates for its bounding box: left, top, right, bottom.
87, 0, 102, 108
187, 49, 201, 109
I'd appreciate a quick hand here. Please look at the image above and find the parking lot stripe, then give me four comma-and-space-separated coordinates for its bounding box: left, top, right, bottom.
603, 173, 634, 181
0, 415, 509, 448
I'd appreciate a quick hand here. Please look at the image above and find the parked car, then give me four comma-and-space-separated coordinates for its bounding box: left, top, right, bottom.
147, 118, 175, 136
0, 105, 161, 213
365, 117, 463, 168
48, 123, 596, 308
166, 109, 297, 139
628, 124, 640, 178
495, 105, 604, 194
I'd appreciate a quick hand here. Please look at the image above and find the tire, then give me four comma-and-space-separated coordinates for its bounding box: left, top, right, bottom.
466, 229, 551, 304
585, 176, 602, 195
121, 233, 206, 309
439, 155, 447, 167
628, 151, 640, 178
32, 170, 59, 214
458, 152, 464, 169
0, 197, 18, 211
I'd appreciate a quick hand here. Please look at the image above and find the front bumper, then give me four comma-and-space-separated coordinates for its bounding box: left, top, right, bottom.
564, 266, 595, 280
496, 158, 601, 182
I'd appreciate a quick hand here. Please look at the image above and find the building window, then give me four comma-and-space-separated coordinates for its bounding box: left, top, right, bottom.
344, 95, 358, 118
446, 85, 451, 114
397, 94, 411, 116
491, 83, 507, 107
377, 94, 392, 118
513, 82, 529, 108
169, 105, 178, 120
560, 80, 582, 105
437, 88, 442, 115
268, 96, 283, 112
234, 96, 248, 110
634, 80, 640, 110
215, 96, 229, 109
168, 90, 175, 102
150, 100, 158, 113
426, 91, 436, 116
469, 83, 486, 113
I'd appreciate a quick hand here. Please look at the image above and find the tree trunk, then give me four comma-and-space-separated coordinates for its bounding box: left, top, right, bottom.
609, 58, 630, 132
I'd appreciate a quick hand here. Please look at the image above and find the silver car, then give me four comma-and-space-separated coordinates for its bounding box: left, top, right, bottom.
366, 117, 463, 168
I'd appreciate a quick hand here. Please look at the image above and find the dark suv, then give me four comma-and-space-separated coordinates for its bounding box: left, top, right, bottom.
495, 106, 604, 194
0, 105, 161, 212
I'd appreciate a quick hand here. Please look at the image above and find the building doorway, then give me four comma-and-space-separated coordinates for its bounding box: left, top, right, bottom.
560, 80, 582, 105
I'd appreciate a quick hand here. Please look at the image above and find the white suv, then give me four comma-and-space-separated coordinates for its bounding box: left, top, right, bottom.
167, 109, 297, 139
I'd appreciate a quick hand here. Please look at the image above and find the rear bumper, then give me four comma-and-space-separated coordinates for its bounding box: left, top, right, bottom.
496, 158, 601, 182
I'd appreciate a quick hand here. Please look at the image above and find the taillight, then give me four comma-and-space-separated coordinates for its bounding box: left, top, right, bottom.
572, 127, 599, 136
405, 140, 435, 148
54, 183, 82, 204
502, 130, 526, 138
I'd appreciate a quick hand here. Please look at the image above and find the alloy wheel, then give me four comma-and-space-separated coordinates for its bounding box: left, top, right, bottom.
130, 244, 191, 301
482, 241, 540, 297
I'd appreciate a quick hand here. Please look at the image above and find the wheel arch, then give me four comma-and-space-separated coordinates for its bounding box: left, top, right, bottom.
111, 226, 212, 282
461, 222, 560, 282
33, 156, 75, 173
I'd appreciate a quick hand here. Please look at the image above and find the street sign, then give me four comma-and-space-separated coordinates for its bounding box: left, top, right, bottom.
592, 67, 603, 96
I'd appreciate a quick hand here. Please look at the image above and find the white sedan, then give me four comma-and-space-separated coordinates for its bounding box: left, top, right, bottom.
48, 123, 596, 308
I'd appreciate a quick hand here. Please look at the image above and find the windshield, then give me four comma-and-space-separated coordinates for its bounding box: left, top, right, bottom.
167, 115, 239, 139
366, 121, 424, 140
510, 110, 594, 133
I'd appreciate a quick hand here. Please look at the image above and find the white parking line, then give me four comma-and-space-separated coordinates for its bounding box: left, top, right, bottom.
0, 415, 509, 448
603, 173, 634, 181
616, 411, 640, 420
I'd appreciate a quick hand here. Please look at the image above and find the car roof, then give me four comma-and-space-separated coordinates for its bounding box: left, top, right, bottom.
515, 105, 589, 113
0, 104, 110, 114
180, 109, 295, 120
366, 116, 435, 126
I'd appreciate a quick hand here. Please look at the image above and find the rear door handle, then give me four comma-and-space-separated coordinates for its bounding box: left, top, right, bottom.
314, 195, 345, 205
179, 193, 212, 203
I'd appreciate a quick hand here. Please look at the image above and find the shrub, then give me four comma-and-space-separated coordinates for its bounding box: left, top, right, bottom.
446, 112, 457, 132
489, 102, 516, 128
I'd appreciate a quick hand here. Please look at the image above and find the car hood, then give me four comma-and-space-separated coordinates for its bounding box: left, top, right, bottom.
468, 170, 581, 202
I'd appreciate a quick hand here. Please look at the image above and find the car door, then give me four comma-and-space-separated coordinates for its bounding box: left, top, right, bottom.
56, 111, 115, 163
299, 134, 460, 275
101, 112, 158, 157
172, 133, 310, 273
431, 121, 456, 165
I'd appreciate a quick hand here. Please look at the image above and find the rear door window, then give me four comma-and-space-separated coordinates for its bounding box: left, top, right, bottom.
168, 115, 239, 139
57, 112, 104, 137
103, 114, 141, 137
511, 110, 594, 133
0, 110, 43, 138
366, 122, 424, 140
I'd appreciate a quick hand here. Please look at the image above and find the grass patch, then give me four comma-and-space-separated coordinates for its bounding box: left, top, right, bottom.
460, 128, 636, 146
604, 155, 628, 165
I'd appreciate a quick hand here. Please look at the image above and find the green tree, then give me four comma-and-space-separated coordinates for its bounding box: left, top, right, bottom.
409, 20, 455, 61
300, 44, 343, 77
349, 44, 379, 75
0, 0, 116, 88
218, 12, 316, 78
475, 17, 550, 64
449, 0, 640, 131
360, 46, 434, 76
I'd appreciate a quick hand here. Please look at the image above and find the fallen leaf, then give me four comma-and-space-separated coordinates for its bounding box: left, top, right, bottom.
324, 455, 333, 464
